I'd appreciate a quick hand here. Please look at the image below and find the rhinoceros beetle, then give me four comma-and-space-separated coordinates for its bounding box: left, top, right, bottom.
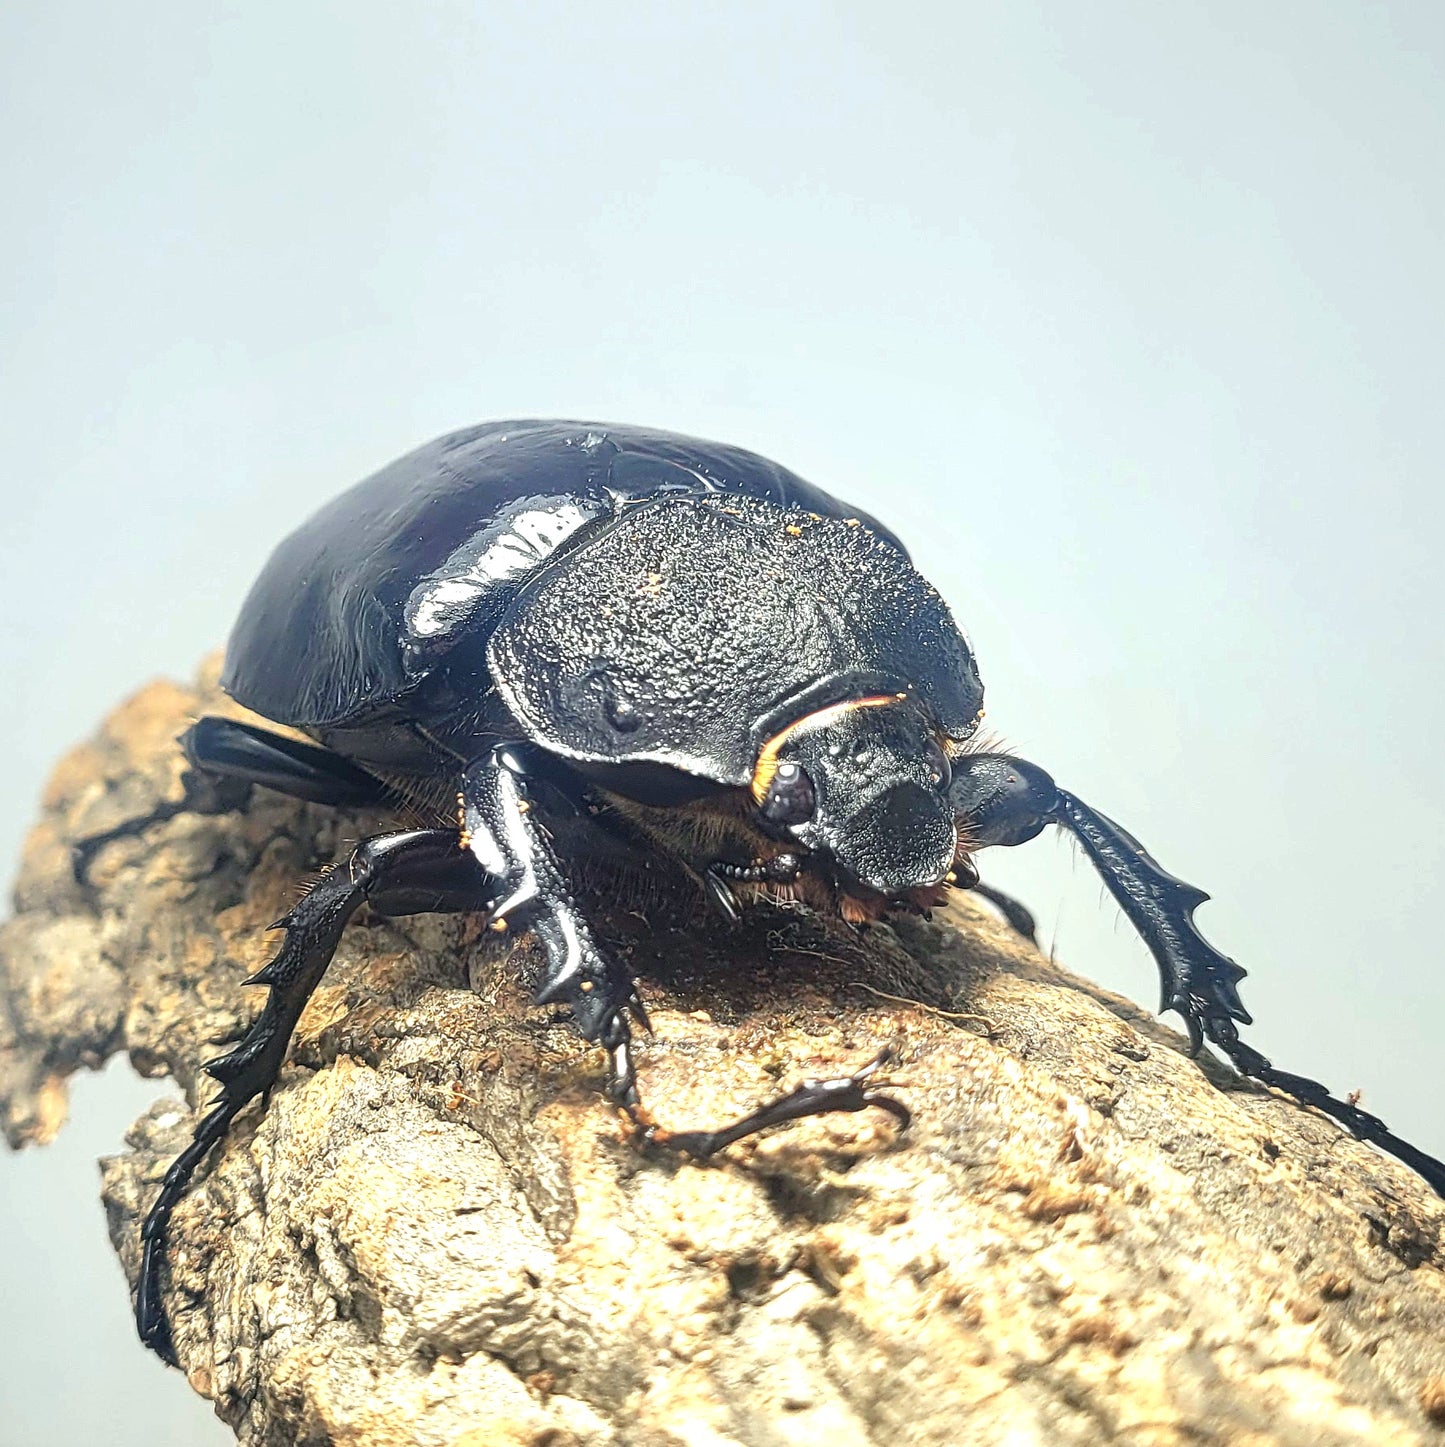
75, 419, 1445, 1365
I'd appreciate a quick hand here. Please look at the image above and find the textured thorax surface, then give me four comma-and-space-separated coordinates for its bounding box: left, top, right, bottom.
487, 494, 983, 786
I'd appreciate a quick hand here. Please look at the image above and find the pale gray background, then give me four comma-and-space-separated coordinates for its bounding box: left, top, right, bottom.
3, 2, 1443, 1442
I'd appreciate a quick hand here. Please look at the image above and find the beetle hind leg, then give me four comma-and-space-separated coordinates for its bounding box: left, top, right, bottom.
137, 828, 493, 1365
611, 1039, 912, 1159
71, 766, 252, 885
74, 716, 391, 884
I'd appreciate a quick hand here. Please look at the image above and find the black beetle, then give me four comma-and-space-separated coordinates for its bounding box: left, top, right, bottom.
77, 419, 1445, 1364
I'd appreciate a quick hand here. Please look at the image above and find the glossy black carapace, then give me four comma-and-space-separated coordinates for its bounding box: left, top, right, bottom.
77, 420, 1445, 1365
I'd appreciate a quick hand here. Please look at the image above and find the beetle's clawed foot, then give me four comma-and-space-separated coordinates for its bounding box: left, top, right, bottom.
703, 853, 805, 923
625, 1047, 912, 1160
593, 981, 651, 1038
1159, 939, 1252, 1059
1151, 949, 1253, 1061
135, 1268, 179, 1368
1176, 986, 1252, 1060
557, 964, 651, 1046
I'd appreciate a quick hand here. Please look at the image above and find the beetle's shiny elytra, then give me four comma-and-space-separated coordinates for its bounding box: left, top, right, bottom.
74, 420, 1445, 1366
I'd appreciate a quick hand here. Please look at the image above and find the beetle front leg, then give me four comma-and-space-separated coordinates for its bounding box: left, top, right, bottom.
967, 881, 1039, 943
460, 747, 649, 1058
1051, 787, 1445, 1194
949, 752, 1445, 1196
949, 756, 1252, 1040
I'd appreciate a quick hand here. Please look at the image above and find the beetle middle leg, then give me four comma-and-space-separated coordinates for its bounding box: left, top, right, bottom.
137, 827, 493, 1365
459, 748, 910, 1148
620, 1045, 912, 1159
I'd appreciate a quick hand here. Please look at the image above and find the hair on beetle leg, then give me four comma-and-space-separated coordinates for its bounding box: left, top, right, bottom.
839, 893, 888, 925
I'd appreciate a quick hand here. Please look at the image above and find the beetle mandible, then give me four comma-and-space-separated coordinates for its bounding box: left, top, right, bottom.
75, 419, 1445, 1364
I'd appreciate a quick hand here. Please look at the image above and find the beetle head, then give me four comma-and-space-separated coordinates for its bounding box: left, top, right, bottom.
751, 697, 958, 894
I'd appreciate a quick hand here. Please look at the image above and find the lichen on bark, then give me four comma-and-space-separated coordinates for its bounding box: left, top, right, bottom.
4, 660, 1445, 1445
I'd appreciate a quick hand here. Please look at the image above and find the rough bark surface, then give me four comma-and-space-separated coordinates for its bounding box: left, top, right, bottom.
5, 661, 1445, 1446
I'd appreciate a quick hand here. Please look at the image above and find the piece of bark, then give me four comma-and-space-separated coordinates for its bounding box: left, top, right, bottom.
5, 661, 1445, 1447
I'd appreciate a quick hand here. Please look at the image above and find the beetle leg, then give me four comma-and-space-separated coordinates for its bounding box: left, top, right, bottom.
701, 867, 743, 922
459, 747, 646, 1045
137, 828, 493, 1366
603, 1015, 644, 1108
702, 851, 804, 922
180, 716, 391, 807
965, 881, 1039, 943
949, 752, 1445, 1196
949, 754, 1259, 1040
71, 767, 252, 885
73, 717, 389, 884
456, 749, 902, 1151
1054, 787, 1445, 1193
633, 1048, 911, 1159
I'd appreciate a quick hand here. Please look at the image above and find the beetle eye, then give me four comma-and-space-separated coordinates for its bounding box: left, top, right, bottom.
925, 738, 953, 791
761, 762, 817, 825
